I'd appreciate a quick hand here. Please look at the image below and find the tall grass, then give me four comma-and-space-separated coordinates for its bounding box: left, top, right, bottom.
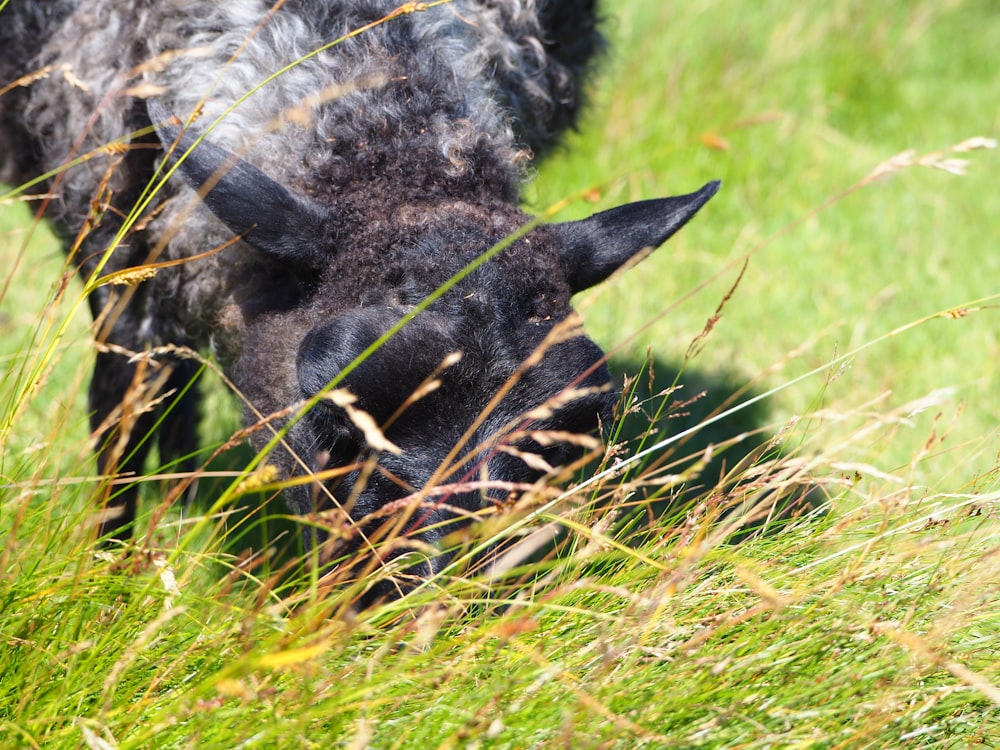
2, 1, 998, 747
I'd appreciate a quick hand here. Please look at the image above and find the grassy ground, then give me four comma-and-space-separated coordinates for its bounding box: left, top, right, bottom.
1, 1, 998, 748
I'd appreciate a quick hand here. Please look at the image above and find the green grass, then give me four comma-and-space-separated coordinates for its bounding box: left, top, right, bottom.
532, 0, 999, 490
2, 0, 999, 748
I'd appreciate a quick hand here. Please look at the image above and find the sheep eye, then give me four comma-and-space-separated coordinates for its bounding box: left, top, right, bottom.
297, 328, 341, 399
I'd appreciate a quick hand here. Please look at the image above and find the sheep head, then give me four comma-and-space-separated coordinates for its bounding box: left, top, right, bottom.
152, 104, 719, 595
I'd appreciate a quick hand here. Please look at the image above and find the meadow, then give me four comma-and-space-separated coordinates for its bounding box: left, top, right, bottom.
1, 0, 998, 747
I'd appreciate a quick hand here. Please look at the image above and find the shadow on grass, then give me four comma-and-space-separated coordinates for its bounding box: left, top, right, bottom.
606, 352, 825, 545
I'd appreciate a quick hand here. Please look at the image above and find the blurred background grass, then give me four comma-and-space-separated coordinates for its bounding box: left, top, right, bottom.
530, 0, 998, 494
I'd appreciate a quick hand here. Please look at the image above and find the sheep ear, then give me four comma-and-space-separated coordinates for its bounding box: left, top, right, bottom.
298, 308, 459, 426
148, 100, 328, 270
552, 181, 720, 294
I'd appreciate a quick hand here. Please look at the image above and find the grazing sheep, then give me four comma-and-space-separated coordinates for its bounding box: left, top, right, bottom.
0, 0, 717, 595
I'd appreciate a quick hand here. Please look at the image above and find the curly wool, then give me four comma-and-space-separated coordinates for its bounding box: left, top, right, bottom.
6, 0, 595, 198
1, 0, 600, 357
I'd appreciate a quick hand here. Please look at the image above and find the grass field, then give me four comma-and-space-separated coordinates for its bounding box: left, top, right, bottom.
1, 1, 998, 747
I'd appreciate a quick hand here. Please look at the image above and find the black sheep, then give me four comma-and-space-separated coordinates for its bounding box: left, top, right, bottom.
0, 1, 717, 592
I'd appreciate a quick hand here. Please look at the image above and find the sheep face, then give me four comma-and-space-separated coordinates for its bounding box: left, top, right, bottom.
286, 291, 616, 557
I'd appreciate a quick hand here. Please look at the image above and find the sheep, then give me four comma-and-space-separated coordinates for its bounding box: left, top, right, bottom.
0, 0, 718, 596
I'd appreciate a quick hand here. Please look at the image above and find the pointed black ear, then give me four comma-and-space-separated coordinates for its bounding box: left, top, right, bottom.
552, 181, 720, 293
148, 99, 329, 270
